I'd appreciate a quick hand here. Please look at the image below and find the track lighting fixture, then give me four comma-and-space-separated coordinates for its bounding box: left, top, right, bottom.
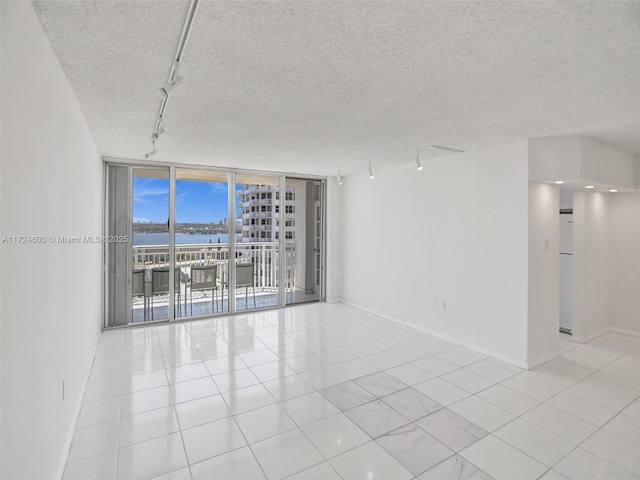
337, 144, 462, 182
144, 0, 199, 159
415, 150, 423, 171
151, 118, 165, 141
144, 141, 157, 160
158, 76, 184, 98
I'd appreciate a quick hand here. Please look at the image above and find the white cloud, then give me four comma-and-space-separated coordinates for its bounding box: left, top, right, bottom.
133, 187, 169, 205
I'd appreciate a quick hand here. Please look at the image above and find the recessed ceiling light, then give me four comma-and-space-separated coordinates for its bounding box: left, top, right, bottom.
554, 180, 565, 184
609, 189, 618, 193
585, 185, 595, 189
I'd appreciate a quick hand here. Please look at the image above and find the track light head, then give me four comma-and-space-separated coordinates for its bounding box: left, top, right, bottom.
415, 150, 423, 171
144, 141, 157, 160
150, 117, 166, 142
158, 76, 184, 99
337, 171, 343, 186
368, 162, 374, 180
165, 76, 184, 93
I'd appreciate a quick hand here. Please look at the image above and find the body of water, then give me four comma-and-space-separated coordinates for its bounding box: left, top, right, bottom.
133, 233, 230, 246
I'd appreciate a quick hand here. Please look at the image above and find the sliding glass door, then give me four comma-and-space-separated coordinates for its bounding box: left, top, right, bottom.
235, 173, 282, 311
285, 178, 324, 305
175, 169, 230, 318
105, 163, 324, 327
131, 167, 171, 322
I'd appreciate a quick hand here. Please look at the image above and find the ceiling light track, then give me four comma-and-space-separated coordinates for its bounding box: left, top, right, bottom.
336, 144, 463, 184
144, 0, 200, 159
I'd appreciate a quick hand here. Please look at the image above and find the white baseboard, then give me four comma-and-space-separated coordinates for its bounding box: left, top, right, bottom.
571, 326, 611, 344
526, 349, 565, 370
611, 326, 640, 338
55, 329, 101, 480
341, 301, 529, 370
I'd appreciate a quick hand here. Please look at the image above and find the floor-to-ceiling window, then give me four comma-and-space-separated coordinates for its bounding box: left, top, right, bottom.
235, 173, 283, 311
132, 167, 171, 322
175, 169, 230, 317
104, 163, 325, 328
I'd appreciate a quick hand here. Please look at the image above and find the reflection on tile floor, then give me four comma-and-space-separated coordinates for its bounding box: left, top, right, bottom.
133, 291, 320, 323
65, 303, 640, 480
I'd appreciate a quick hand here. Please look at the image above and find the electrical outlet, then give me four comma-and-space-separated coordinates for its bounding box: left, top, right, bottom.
62, 379, 65, 401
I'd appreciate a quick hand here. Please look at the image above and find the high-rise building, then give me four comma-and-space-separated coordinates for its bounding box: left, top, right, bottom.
237, 185, 296, 242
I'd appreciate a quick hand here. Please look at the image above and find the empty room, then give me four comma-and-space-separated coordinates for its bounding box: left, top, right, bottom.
2, 1, 640, 479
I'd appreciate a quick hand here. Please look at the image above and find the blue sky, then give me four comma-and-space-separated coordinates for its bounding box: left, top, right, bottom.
133, 178, 237, 223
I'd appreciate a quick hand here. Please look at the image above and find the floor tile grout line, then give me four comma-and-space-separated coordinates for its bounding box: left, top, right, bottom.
483, 340, 640, 480
70, 308, 640, 480
541, 391, 640, 478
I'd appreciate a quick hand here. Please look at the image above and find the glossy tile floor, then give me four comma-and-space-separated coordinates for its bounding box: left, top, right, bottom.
132, 291, 320, 323
64, 303, 640, 480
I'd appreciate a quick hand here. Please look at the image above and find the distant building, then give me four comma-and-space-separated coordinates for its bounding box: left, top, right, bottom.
237, 185, 296, 242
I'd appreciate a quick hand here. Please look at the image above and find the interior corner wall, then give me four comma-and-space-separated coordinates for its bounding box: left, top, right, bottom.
580, 137, 639, 190
528, 136, 583, 181
1, 3, 103, 479
572, 190, 611, 341
609, 192, 640, 334
527, 182, 560, 366
0, 79, 3, 480
338, 140, 530, 366
325, 178, 343, 302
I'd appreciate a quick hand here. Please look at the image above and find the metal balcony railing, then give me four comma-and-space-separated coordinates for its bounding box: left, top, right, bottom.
132, 242, 295, 290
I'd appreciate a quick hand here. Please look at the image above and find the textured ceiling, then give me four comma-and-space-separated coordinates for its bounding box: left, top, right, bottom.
33, 1, 640, 176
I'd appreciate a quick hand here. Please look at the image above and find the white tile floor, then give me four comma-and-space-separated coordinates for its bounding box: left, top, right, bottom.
64, 303, 640, 480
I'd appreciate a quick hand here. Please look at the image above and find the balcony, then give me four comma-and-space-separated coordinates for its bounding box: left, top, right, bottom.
131, 242, 313, 322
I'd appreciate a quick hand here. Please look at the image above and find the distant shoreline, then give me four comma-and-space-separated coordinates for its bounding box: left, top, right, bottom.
133, 232, 230, 246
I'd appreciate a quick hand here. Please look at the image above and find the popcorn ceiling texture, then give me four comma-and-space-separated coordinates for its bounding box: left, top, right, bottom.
33, 1, 640, 175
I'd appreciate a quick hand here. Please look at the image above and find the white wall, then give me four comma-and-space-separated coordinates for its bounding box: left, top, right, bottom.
1, 3, 103, 479
529, 136, 583, 182
325, 178, 343, 302
581, 138, 638, 190
529, 136, 638, 189
609, 192, 640, 334
338, 140, 530, 366
527, 182, 560, 365
572, 191, 611, 341
0, 63, 3, 477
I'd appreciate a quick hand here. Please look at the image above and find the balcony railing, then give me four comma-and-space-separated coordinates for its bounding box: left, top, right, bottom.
132, 242, 295, 290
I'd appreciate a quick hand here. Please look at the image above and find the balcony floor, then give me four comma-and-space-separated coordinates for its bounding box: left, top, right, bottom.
132, 289, 320, 323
